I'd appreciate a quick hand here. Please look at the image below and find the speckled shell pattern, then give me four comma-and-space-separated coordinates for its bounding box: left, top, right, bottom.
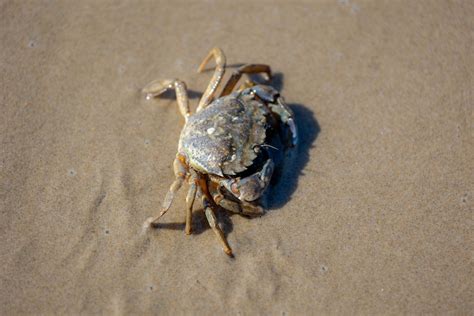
178, 90, 270, 177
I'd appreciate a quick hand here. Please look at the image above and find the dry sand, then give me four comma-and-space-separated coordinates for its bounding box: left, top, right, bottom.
1, 1, 472, 314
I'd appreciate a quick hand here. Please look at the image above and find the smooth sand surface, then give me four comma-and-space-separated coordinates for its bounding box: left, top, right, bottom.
1, 1, 472, 314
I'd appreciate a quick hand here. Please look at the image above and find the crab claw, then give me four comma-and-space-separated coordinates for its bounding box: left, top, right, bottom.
222, 159, 274, 202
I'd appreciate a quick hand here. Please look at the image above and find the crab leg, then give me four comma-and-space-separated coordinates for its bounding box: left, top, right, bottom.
150, 156, 187, 226
220, 64, 272, 97
142, 79, 191, 122
197, 47, 226, 112
185, 172, 198, 235
204, 202, 233, 257
209, 184, 241, 213
209, 184, 264, 216
198, 181, 233, 256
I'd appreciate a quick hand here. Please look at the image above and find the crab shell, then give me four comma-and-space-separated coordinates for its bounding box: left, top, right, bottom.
178, 89, 271, 178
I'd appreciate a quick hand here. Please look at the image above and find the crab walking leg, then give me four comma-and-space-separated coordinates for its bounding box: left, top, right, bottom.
196, 47, 226, 112
151, 156, 187, 226
218, 196, 263, 216
142, 79, 191, 122
209, 184, 241, 214
204, 203, 233, 256
198, 183, 233, 256
185, 177, 197, 235
220, 64, 272, 97
209, 184, 264, 216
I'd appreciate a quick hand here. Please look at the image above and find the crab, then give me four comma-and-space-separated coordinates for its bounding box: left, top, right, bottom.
143, 48, 297, 256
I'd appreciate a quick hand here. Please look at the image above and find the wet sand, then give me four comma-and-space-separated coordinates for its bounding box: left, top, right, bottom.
1, 1, 472, 314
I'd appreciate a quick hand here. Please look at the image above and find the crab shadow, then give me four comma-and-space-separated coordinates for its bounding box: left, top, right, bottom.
159, 88, 202, 100
153, 208, 234, 236
267, 103, 320, 209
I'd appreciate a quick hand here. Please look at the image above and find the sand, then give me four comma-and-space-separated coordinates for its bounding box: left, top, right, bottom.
1, 1, 472, 314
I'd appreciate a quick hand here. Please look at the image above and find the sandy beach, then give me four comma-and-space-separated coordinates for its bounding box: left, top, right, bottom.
1, 1, 472, 314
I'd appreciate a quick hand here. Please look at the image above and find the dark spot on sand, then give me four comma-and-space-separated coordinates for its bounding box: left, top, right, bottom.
95, 193, 106, 207
68, 169, 77, 177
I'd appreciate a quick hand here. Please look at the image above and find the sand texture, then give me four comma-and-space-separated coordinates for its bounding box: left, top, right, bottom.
1, 1, 472, 314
